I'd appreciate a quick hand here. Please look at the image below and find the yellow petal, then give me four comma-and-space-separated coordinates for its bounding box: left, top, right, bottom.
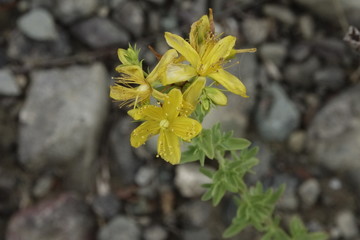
183, 77, 206, 107
164, 32, 200, 67
130, 121, 160, 148
208, 69, 248, 97
152, 89, 166, 101
162, 64, 197, 85
147, 49, 178, 83
189, 15, 210, 51
128, 105, 164, 121
117, 48, 131, 65
163, 88, 182, 122
110, 85, 137, 101
115, 65, 145, 85
204, 87, 228, 105
157, 129, 181, 164
198, 36, 236, 75
170, 117, 202, 141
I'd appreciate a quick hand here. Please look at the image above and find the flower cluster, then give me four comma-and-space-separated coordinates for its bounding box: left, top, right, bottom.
110, 9, 255, 164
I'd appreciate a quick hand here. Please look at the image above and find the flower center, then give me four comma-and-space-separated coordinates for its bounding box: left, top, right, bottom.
159, 119, 170, 129
137, 84, 149, 92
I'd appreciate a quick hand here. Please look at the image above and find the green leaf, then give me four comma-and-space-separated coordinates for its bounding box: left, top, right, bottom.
199, 167, 214, 178
212, 184, 226, 206
241, 146, 259, 160
223, 137, 251, 150
223, 219, 248, 238
180, 146, 200, 164
197, 130, 215, 159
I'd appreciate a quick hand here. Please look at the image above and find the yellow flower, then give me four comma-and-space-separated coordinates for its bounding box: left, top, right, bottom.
110, 49, 178, 107
181, 77, 206, 116
162, 10, 256, 98
128, 89, 202, 164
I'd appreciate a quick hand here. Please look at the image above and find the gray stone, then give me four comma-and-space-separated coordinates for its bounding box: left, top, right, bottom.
242, 18, 271, 45
183, 229, 211, 240
298, 178, 321, 208
92, 194, 120, 219
247, 142, 272, 184
284, 57, 320, 87
6, 193, 95, 240
18, 63, 108, 191
0, 168, 20, 214
179, 200, 212, 228
54, 0, 99, 24
112, 1, 144, 37
0, 69, 20, 96
307, 84, 360, 171
263, 4, 296, 25
135, 166, 157, 187
289, 44, 311, 62
71, 17, 129, 49
299, 15, 315, 39
32, 175, 54, 198
288, 131, 306, 153
336, 210, 359, 239
144, 225, 168, 240
260, 43, 287, 67
7, 29, 72, 62
314, 67, 345, 91
98, 216, 141, 240
17, 8, 58, 41
178, 0, 207, 26
274, 174, 299, 211
256, 83, 300, 142
294, 0, 360, 28
175, 164, 210, 198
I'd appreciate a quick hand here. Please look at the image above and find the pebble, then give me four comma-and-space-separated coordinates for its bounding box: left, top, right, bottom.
71, 17, 129, 49
18, 63, 108, 191
256, 83, 300, 142
174, 164, 210, 198
92, 194, 121, 219
288, 131, 306, 153
97, 216, 141, 240
183, 229, 211, 240
263, 4, 296, 25
135, 166, 157, 187
144, 225, 168, 240
336, 210, 359, 239
299, 15, 314, 40
112, 1, 144, 37
260, 43, 288, 67
6, 193, 95, 240
298, 178, 321, 208
314, 67, 345, 91
179, 200, 212, 228
17, 8, 58, 41
284, 57, 320, 88
289, 44, 311, 62
0, 69, 20, 96
54, 0, 99, 24
32, 175, 54, 198
242, 18, 271, 45
274, 174, 299, 211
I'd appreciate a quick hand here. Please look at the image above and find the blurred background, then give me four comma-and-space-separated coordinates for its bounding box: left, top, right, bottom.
0, 0, 359, 239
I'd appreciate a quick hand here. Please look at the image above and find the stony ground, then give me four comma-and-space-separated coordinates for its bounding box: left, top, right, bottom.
0, 0, 360, 239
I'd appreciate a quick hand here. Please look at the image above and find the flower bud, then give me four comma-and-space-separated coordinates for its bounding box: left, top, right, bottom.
204, 87, 227, 106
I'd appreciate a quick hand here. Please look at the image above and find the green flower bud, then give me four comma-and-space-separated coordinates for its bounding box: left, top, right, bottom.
204, 87, 228, 106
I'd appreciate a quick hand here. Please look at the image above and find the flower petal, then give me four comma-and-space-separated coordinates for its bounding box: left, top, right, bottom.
165, 32, 200, 67
208, 69, 248, 97
115, 65, 145, 85
183, 77, 206, 107
157, 129, 181, 164
198, 36, 236, 75
110, 85, 137, 101
189, 15, 211, 51
117, 48, 131, 65
162, 64, 197, 85
130, 121, 160, 148
147, 49, 178, 83
128, 105, 164, 121
163, 88, 182, 122
170, 117, 202, 141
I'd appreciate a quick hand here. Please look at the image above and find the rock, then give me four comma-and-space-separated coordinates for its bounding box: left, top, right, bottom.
298, 178, 321, 208
97, 216, 141, 240
242, 18, 271, 45
32, 174, 55, 198
274, 174, 299, 211
183, 229, 211, 240
299, 15, 315, 39
294, 0, 360, 28
289, 44, 311, 62
54, 0, 99, 24
314, 67, 345, 91
175, 164, 210, 198
260, 43, 287, 67
71, 17, 129, 49
263, 4, 296, 25
6, 193, 95, 240
92, 194, 121, 219
0, 69, 20, 96
178, 0, 207, 26
247, 142, 272, 184
18, 63, 108, 191
203, 53, 258, 137
336, 210, 359, 239
7, 29, 72, 62
307, 84, 360, 171
135, 166, 157, 187
256, 83, 300, 142
284, 57, 320, 88
288, 130, 306, 153
179, 200, 212, 228
109, 117, 141, 186
143, 225, 168, 240
0, 48, 7, 67
112, 1, 144, 37
313, 38, 350, 65
0, 168, 19, 215
17, 8, 58, 41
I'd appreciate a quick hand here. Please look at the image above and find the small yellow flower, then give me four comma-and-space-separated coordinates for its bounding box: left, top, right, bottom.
128, 89, 202, 164
162, 10, 256, 98
181, 77, 206, 116
110, 49, 178, 107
